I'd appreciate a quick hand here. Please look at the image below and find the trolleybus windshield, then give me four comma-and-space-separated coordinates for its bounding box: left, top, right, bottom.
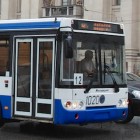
59, 33, 127, 87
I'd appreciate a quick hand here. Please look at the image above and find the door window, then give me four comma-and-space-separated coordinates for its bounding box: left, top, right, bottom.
38, 41, 53, 99
17, 42, 31, 98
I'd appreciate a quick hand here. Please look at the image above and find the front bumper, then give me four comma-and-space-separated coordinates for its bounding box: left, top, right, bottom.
54, 99, 128, 125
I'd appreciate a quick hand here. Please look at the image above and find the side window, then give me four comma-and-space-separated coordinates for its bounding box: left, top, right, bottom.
113, 0, 121, 6
116, 0, 121, 5
0, 37, 10, 76
0, 0, 1, 15
62, 0, 71, 6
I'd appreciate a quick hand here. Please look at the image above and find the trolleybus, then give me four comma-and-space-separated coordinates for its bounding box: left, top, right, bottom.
0, 18, 128, 127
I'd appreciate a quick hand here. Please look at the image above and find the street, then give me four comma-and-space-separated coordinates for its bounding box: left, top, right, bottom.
0, 117, 140, 140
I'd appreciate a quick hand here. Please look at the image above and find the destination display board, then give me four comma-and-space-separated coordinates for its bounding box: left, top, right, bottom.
72, 20, 123, 34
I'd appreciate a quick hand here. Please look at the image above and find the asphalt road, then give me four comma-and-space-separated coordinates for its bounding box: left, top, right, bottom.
0, 117, 140, 140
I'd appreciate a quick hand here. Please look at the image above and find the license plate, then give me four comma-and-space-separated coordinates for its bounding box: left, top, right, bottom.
86, 95, 100, 106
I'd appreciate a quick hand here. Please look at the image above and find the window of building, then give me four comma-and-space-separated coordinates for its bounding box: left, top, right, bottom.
113, 0, 121, 6
0, 0, 1, 15
62, 0, 71, 6
43, 0, 54, 6
17, 0, 21, 13
62, 0, 83, 6
116, 0, 121, 5
76, 0, 83, 5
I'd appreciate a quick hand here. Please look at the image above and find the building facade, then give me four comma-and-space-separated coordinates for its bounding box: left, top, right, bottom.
0, 0, 139, 74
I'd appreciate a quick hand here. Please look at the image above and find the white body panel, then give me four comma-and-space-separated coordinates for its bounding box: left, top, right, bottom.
56, 88, 128, 108
0, 76, 12, 96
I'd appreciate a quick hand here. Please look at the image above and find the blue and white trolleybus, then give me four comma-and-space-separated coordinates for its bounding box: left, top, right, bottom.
0, 18, 128, 127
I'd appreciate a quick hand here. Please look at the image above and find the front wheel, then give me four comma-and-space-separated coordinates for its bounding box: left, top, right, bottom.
115, 106, 134, 124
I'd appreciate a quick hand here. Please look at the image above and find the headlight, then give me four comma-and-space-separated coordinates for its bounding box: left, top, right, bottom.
132, 90, 140, 99
64, 100, 85, 110
118, 99, 122, 106
117, 99, 128, 107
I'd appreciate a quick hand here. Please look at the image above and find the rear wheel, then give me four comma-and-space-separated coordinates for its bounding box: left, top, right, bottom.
0, 105, 4, 128
0, 120, 4, 128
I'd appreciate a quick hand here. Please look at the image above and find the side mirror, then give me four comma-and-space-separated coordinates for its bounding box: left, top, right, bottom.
64, 35, 73, 58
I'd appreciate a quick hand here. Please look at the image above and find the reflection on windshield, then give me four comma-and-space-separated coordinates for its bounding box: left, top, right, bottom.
102, 44, 125, 85
59, 33, 126, 87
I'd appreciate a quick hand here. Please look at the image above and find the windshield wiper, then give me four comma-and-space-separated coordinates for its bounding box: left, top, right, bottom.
105, 65, 119, 93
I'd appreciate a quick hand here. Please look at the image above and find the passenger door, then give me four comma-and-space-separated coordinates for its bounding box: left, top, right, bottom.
14, 38, 55, 119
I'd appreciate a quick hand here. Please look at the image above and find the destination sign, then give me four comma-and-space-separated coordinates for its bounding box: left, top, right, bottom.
72, 20, 123, 34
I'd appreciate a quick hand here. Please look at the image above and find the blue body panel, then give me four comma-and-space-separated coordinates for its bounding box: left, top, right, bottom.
0, 21, 60, 31
54, 99, 128, 124
0, 95, 11, 119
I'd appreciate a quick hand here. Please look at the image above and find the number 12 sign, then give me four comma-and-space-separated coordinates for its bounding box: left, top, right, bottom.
74, 73, 83, 85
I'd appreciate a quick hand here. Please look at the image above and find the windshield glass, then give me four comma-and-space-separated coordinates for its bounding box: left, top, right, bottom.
59, 33, 127, 87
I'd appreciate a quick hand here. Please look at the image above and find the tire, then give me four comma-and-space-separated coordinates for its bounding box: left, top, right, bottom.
0, 104, 4, 128
115, 105, 134, 124
0, 121, 4, 128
